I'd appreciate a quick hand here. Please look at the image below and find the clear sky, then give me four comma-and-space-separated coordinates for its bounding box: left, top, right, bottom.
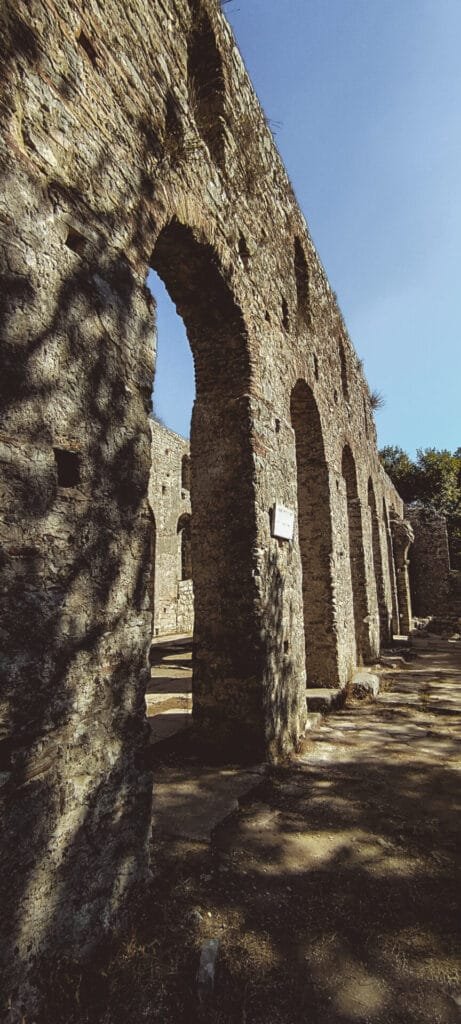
150, 0, 461, 457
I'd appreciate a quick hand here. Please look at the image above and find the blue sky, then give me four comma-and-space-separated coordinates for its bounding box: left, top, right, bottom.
150, 0, 460, 457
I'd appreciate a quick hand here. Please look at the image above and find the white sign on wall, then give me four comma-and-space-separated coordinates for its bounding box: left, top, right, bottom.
271, 503, 295, 541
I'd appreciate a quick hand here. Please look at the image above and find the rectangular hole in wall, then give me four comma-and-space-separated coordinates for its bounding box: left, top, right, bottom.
54, 448, 81, 488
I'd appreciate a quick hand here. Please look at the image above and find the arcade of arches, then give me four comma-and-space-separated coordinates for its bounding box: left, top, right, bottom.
0, 0, 431, 1004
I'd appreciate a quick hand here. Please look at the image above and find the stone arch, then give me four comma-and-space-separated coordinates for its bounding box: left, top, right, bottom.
150, 218, 261, 752
367, 478, 390, 645
342, 445, 369, 662
187, 6, 225, 167
290, 380, 337, 684
177, 512, 192, 581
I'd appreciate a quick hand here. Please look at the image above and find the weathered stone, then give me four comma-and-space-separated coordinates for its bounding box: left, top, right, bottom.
380, 655, 407, 668
349, 672, 380, 700
149, 420, 194, 637
407, 506, 461, 620
306, 689, 345, 712
304, 712, 323, 731
390, 516, 414, 635
197, 937, 219, 1000
0, 0, 410, 1008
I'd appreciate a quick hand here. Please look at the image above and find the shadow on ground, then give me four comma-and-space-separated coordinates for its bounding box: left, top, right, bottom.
32, 645, 461, 1024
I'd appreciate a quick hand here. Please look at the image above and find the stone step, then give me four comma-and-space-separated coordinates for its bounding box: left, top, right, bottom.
305, 688, 345, 712
304, 712, 323, 732
349, 671, 380, 699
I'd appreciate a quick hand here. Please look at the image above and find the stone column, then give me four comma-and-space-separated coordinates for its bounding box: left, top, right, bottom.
347, 495, 378, 663
383, 508, 400, 636
390, 517, 414, 635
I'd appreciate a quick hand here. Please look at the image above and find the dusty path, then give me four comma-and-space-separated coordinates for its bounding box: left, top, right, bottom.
91, 642, 461, 1024
207, 643, 461, 1023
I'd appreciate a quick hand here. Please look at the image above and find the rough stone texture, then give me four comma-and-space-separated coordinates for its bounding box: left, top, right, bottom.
305, 689, 345, 713
406, 505, 458, 618
349, 671, 380, 700
148, 419, 194, 636
0, 0, 407, 1007
390, 515, 414, 635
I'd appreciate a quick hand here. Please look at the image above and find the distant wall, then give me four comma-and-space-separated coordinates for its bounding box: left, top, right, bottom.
148, 420, 194, 636
407, 506, 451, 616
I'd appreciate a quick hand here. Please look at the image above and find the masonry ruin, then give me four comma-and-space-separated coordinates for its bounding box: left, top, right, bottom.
1, 0, 417, 1008
149, 420, 194, 637
407, 505, 461, 623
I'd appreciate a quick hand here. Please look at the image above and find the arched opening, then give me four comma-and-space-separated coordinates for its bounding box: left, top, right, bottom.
290, 380, 337, 685
177, 512, 192, 581
342, 445, 368, 663
150, 218, 260, 753
383, 498, 400, 635
294, 236, 310, 325
339, 340, 349, 400
367, 479, 389, 645
187, 8, 225, 168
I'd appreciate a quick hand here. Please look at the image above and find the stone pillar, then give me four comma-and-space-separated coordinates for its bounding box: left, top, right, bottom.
348, 496, 378, 663
383, 506, 400, 636
390, 517, 414, 635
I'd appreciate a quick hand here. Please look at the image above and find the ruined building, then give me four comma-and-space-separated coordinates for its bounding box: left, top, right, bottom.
1, 0, 414, 1007
149, 419, 194, 637
407, 506, 461, 623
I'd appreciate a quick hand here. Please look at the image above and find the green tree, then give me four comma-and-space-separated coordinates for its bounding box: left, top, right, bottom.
379, 445, 461, 569
414, 448, 461, 516
379, 446, 418, 502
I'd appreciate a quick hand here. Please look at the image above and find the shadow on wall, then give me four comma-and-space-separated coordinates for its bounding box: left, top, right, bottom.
262, 547, 307, 760
0, 10, 268, 1005
290, 380, 337, 687
342, 445, 370, 664
150, 220, 264, 758
0, 30, 175, 1002
368, 478, 390, 645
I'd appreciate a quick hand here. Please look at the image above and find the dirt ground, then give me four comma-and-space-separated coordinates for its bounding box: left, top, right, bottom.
41, 640, 461, 1024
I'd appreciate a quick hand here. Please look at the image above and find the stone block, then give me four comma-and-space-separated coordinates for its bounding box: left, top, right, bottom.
349, 672, 380, 700
306, 689, 345, 712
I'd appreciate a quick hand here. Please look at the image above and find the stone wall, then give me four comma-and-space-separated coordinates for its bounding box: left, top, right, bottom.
407, 506, 452, 617
148, 419, 194, 637
0, 0, 407, 1007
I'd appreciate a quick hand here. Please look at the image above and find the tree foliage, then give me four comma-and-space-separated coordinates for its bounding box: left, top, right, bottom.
379, 445, 461, 568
